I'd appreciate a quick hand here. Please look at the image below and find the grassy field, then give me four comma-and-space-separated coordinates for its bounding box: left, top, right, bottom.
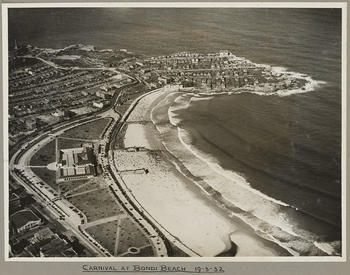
67, 188, 124, 222
61, 118, 112, 140
57, 137, 86, 150
138, 245, 154, 257
30, 140, 56, 166
85, 216, 154, 257
122, 245, 154, 257
116, 216, 151, 256
58, 179, 90, 196
65, 180, 100, 197
31, 168, 58, 191
85, 220, 120, 255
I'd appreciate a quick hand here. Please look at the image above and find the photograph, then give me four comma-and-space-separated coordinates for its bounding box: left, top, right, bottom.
3, 2, 346, 261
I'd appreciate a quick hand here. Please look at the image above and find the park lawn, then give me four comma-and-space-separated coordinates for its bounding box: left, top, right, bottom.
67, 188, 125, 222
66, 180, 100, 197
122, 245, 154, 257
31, 168, 58, 191
85, 220, 120, 255
84, 206, 154, 257
57, 138, 86, 150
116, 216, 150, 256
138, 245, 155, 256
61, 118, 112, 140
58, 179, 90, 196
30, 140, 56, 166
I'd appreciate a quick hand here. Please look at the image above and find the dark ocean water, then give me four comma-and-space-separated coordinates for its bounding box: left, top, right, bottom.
9, 8, 342, 247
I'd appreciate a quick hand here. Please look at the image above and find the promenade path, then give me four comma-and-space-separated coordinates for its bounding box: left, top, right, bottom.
81, 214, 127, 229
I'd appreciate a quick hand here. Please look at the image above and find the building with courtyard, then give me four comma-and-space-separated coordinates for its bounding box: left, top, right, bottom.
57, 146, 96, 182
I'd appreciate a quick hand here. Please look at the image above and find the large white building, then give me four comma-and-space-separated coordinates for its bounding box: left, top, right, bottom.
10, 209, 41, 234
57, 147, 96, 182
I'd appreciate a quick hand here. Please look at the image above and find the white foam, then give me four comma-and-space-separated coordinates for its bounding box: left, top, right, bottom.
155, 97, 299, 233
273, 67, 327, 97
153, 121, 302, 255
194, 62, 326, 98
166, 93, 293, 210
150, 88, 338, 256
177, 127, 290, 207
159, 129, 305, 256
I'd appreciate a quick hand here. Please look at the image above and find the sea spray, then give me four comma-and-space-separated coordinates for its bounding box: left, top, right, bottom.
150, 91, 339, 256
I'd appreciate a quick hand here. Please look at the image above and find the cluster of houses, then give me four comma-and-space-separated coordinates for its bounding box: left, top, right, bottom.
8, 55, 129, 145
138, 51, 281, 90
9, 186, 82, 257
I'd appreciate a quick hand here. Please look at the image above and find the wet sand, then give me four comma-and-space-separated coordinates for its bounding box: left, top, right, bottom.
118, 88, 290, 257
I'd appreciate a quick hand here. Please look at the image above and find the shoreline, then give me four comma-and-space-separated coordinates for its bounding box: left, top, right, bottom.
152, 91, 341, 256
117, 87, 291, 257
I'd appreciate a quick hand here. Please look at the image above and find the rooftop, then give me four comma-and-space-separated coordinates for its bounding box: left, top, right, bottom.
59, 147, 96, 179
10, 209, 41, 229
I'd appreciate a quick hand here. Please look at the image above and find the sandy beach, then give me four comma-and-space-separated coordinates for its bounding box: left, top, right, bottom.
123, 89, 170, 150
149, 92, 333, 256
115, 88, 290, 257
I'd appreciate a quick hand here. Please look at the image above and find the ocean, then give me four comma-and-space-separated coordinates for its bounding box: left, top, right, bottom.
8, 8, 342, 254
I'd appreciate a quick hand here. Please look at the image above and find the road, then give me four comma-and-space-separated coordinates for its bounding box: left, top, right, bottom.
104, 85, 200, 257
10, 116, 110, 256
18, 55, 131, 77
94, 87, 173, 256
9, 82, 127, 257
9, 78, 178, 257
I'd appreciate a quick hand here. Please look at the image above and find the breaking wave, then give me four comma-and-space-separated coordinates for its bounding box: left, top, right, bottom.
195, 65, 326, 98
150, 88, 340, 257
